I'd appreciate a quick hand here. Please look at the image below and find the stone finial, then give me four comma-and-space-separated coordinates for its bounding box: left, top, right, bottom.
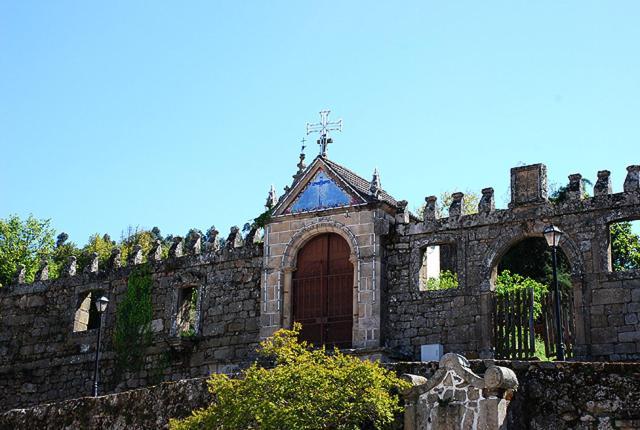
128, 245, 143, 265
623, 165, 640, 193
14, 264, 26, 284
396, 200, 409, 224
567, 173, 584, 201
86, 252, 99, 274
293, 152, 306, 182
423, 196, 438, 222
594, 170, 612, 196
187, 231, 202, 255
266, 185, 278, 210
35, 259, 49, 281
148, 240, 162, 262
169, 237, 184, 258
64, 256, 77, 277
245, 227, 260, 245
226, 226, 244, 249
109, 248, 122, 270
369, 168, 381, 197
510, 163, 548, 207
449, 192, 465, 218
205, 227, 220, 252
478, 187, 495, 213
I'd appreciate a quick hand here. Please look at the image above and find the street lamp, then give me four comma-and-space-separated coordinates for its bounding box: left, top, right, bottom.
93, 295, 109, 397
543, 225, 566, 361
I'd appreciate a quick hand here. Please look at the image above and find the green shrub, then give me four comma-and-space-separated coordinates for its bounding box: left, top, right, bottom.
495, 270, 548, 319
170, 324, 410, 430
424, 270, 458, 290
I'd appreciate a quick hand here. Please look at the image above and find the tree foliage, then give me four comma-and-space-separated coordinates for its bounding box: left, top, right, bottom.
170, 324, 409, 430
0, 214, 55, 285
424, 270, 459, 291
495, 270, 549, 319
610, 221, 640, 271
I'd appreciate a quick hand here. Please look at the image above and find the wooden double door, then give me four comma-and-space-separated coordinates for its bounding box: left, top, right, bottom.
292, 233, 354, 348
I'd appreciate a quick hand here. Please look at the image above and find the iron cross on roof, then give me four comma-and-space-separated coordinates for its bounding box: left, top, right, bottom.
306, 110, 342, 157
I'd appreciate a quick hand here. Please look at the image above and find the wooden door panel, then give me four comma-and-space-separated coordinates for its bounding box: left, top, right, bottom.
293, 233, 353, 348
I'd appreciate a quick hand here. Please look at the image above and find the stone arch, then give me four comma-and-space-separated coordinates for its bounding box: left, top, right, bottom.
279, 220, 361, 335
282, 220, 360, 270
480, 229, 584, 293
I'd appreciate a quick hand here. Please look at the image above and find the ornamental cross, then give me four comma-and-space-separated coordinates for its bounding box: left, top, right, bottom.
306, 110, 342, 157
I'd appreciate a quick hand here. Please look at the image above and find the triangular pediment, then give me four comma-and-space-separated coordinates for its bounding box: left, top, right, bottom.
273, 158, 366, 216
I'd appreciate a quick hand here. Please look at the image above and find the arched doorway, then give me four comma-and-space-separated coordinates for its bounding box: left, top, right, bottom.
492, 237, 575, 360
293, 233, 353, 348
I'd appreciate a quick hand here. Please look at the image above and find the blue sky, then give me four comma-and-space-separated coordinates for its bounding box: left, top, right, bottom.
1, 1, 639, 243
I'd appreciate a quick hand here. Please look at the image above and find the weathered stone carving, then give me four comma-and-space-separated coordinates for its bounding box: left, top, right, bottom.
128, 245, 143, 265
403, 353, 518, 430
187, 231, 202, 255
205, 227, 219, 252
226, 226, 243, 249
478, 188, 495, 214
63, 256, 77, 277
35, 259, 49, 281
449, 192, 464, 218
148, 240, 162, 262
424, 196, 438, 222
109, 248, 122, 269
624, 165, 640, 193
84, 252, 99, 274
594, 170, 612, 196
509, 163, 547, 207
14, 264, 26, 284
169, 237, 184, 258
567, 173, 583, 201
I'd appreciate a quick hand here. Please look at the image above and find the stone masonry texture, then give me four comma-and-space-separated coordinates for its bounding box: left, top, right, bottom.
0, 162, 639, 412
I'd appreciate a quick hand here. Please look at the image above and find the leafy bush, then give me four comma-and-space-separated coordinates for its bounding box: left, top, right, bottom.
170, 324, 410, 430
424, 270, 458, 290
495, 270, 548, 319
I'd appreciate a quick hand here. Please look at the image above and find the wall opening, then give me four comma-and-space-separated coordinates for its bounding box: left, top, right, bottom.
493, 237, 573, 360
609, 220, 640, 272
73, 290, 104, 332
174, 286, 199, 337
418, 243, 458, 291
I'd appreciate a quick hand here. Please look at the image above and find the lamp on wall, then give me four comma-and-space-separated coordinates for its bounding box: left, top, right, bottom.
93, 295, 109, 397
543, 225, 566, 361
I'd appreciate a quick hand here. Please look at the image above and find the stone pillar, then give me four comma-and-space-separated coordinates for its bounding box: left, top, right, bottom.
403, 353, 518, 430
424, 196, 438, 222
594, 170, 612, 196
448, 192, 464, 218
624, 165, 640, 193
169, 237, 184, 258
128, 245, 143, 265
509, 163, 548, 207
567, 173, 583, 201
478, 188, 495, 214
396, 200, 410, 224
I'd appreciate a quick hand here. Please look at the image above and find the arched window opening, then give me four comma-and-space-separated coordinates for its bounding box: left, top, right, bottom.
609, 220, 640, 272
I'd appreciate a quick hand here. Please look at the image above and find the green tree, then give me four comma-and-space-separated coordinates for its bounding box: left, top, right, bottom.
0, 214, 56, 286
170, 324, 409, 430
78, 233, 116, 268
120, 226, 158, 263
610, 221, 640, 271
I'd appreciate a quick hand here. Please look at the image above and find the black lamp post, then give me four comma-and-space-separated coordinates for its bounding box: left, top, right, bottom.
543, 225, 566, 361
93, 295, 109, 397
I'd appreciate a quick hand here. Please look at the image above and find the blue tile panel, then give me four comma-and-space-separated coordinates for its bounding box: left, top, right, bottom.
286, 169, 358, 214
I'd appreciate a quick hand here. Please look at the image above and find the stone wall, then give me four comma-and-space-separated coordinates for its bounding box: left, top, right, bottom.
0, 377, 212, 430
384, 164, 640, 361
395, 359, 640, 429
3, 360, 638, 429
0, 237, 262, 412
